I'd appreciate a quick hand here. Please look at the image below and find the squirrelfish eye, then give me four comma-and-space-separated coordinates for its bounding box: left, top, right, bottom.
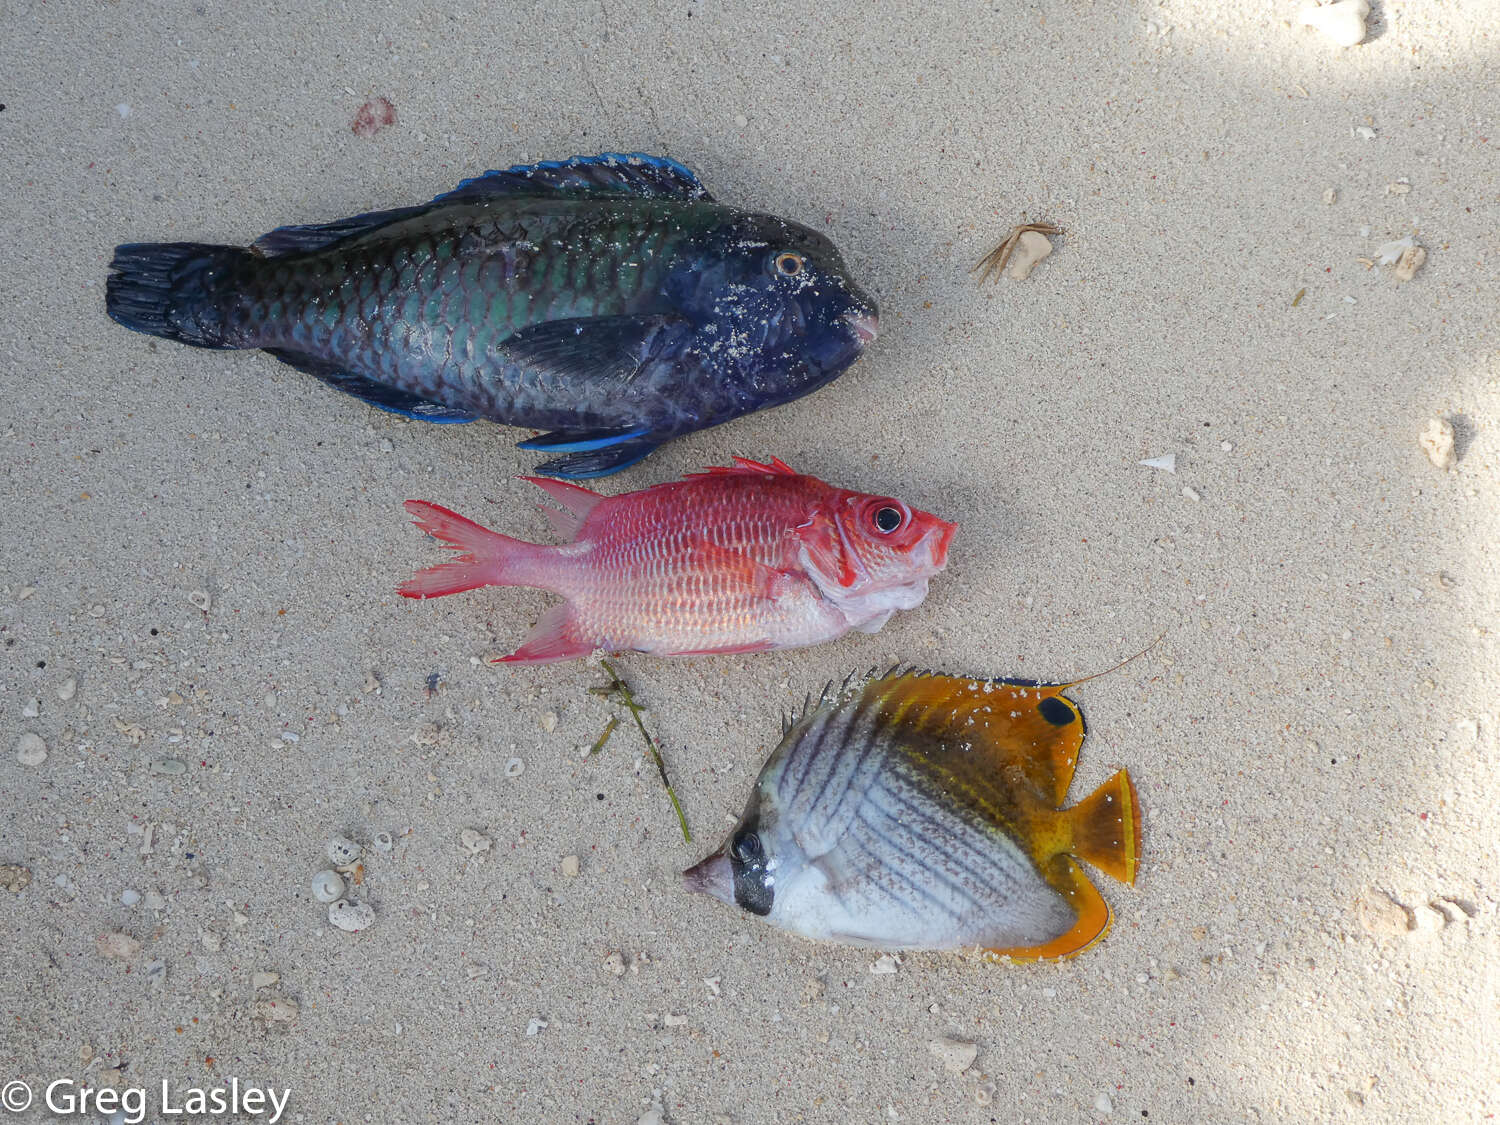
731, 830, 763, 863
773, 251, 805, 277
873, 506, 903, 534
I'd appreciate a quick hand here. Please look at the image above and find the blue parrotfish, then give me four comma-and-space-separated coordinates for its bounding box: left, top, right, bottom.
105, 153, 879, 478
684, 669, 1142, 960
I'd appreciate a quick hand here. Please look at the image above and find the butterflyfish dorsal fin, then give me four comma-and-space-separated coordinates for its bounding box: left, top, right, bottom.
859, 670, 1087, 808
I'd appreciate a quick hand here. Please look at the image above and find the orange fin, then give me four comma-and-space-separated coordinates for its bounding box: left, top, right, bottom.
983, 856, 1112, 962
861, 671, 1086, 806
1065, 768, 1142, 886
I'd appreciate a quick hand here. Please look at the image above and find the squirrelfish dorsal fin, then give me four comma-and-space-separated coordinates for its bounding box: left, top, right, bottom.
431, 153, 712, 205
858, 669, 1086, 808
685, 456, 800, 479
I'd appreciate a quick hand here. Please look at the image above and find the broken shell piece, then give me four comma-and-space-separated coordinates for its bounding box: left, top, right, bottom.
1393, 245, 1427, 282
1298, 0, 1369, 47
311, 870, 345, 903
187, 589, 211, 612
1375, 236, 1414, 266
459, 828, 492, 856
251, 971, 280, 990
251, 997, 300, 1022
96, 931, 142, 960
372, 832, 394, 853
327, 898, 375, 932
1419, 418, 1456, 470
928, 1036, 979, 1075
15, 732, 47, 767
504, 756, 525, 778
972, 221, 1062, 285
1138, 454, 1177, 473
325, 835, 362, 866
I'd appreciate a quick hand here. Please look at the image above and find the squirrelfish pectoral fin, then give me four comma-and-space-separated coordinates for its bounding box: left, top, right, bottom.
861, 671, 1087, 807
983, 856, 1113, 962
263, 349, 479, 422
432, 153, 713, 205
499, 314, 691, 388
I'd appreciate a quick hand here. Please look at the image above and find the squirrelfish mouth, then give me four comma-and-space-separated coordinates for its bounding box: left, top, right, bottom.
843, 310, 879, 347
930, 520, 958, 569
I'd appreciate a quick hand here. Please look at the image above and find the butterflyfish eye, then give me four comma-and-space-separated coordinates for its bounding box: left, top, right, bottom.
774, 251, 805, 277
732, 830, 763, 863
873, 506, 903, 533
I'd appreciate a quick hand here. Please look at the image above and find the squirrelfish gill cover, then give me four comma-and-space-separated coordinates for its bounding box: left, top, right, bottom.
398, 457, 956, 664
106, 153, 878, 478
684, 669, 1142, 960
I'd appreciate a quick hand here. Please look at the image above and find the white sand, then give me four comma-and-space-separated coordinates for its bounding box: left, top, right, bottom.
3, 1, 1498, 1122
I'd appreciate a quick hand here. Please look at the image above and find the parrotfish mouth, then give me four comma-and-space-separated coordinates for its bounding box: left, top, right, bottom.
682, 853, 735, 907
843, 310, 879, 347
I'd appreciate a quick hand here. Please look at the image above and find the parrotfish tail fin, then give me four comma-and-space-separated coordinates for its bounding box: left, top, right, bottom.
398, 500, 552, 599
1066, 768, 1142, 887
493, 604, 595, 665
105, 242, 248, 347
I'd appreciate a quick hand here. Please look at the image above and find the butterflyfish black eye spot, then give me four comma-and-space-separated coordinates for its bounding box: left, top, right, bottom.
873, 506, 902, 533
1038, 696, 1075, 726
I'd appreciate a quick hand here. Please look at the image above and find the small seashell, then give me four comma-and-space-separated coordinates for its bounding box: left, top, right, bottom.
1419, 418, 1456, 470
1393, 244, 1426, 282
504, 756, 525, 778
869, 953, 900, 974
57, 677, 77, 702
928, 1035, 979, 1075
372, 832, 394, 853
525, 1016, 548, 1036
15, 732, 47, 767
327, 898, 375, 932
311, 870, 346, 903
603, 951, 627, 977
459, 828, 492, 856
150, 758, 187, 776
326, 835, 362, 866
560, 854, 580, 879
187, 589, 211, 612
1138, 454, 1176, 473
540, 710, 558, 733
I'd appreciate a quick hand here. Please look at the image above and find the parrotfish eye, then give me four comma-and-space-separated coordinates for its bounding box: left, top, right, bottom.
872, 506, 904, 534
772, 251, 805, 278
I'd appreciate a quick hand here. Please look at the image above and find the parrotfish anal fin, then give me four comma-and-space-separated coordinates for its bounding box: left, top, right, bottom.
685, 456, 800, 479
494, 604, 594, 665
263, 349, 478, 422
520, 476, 605, 540
251, 205, 432, 257
861, 671, 1087, 807
499, 315, 692, 388
433, 153, 712, 205
516, 426, 651, 452
1065, 768, 1141, 887
529, 440, 660, 480
983, 856, 1113, 963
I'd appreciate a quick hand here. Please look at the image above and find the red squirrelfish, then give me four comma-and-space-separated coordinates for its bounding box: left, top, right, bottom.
398, 456, 957, 664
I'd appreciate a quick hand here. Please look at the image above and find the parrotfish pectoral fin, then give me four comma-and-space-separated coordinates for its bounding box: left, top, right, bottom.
520, 477, 605, 540
1065, 768, 1142, 887
249, 204, 432, 257
530, 440, 660, 480
433, 153, 712, 205
499, 314, 692, 388
984, 856, 1113, 963
493, 603, 595, 665
264, 349, 478, 422
398, 500, 550, 599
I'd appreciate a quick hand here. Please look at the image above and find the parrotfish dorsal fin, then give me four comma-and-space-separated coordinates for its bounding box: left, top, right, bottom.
251, 205, 433, 258
432, 152, 713, 205
859, 670, 1087, 808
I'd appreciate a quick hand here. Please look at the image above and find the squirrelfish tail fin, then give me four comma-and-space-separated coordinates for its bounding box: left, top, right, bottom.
1065, 768, 1142, 886
398, 500, 555, 599
106, 242, 249, 347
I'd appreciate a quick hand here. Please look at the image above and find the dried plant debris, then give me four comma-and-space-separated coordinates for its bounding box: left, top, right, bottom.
590, 661, 691, 841
972, 222, 1062, 284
